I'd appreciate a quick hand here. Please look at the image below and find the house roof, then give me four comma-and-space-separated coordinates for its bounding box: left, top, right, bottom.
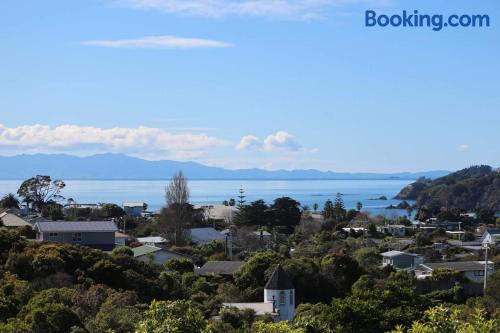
132, 245, 162, 257
189, 228, 225, 244
381, 250, 419, 258
223, 302, 276, 316
196, 261, 244, 276
265, 264, 294, 290
137, 236, 168, 244
0, 212, 31, 228
421, 261, 487, 272
123, 202, 145, 207
252, 230, 272, 236
35, 221, 118, 233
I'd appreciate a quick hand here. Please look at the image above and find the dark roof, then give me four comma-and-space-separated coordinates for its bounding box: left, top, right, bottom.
196, 261, 244, 276
421, 261, 486, 272
265, 264, 294, 290
35, 221, 118, 233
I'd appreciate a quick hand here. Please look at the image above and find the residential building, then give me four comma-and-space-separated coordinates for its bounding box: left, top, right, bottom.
377, 225, 407, 237
0, 212, 32, 229
34, 221, 117, 250
480, 229, 500, 246
123, 202, 147, 217
137, 236, 169, 247
381, 250, 423, 270
415, 261, 494, 283
115, 232, 128, 246
189, 227, 225, 245
132, 245, 191, 265
195, 261, 244, 277
223, 264, 295, 322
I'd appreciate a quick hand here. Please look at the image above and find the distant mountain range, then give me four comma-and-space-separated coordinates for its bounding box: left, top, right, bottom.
0, 154, 450, 180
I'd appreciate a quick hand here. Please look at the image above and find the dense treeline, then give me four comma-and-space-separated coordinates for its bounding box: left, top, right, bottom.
395, 165, 500, 212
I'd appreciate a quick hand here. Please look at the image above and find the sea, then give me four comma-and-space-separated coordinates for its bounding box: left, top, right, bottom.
0, 179, 414, 218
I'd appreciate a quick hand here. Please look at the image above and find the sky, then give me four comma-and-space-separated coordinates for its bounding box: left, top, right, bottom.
0, 0, 499, 172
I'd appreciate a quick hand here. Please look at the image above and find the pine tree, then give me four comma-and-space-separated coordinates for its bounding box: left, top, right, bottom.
237, 187, 246, 209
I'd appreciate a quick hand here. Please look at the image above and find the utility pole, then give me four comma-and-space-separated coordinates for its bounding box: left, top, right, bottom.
483, 242, 489, 292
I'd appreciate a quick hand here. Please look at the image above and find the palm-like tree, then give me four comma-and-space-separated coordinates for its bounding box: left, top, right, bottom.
0, 193, 20, 209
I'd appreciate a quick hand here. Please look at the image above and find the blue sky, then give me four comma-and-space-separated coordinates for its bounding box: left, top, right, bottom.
0, 0, 499, 172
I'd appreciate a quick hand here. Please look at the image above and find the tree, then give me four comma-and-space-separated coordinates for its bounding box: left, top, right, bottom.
333, 193, 346, 222
163, 171, 190, 245
356, 201, 363, 212
323, 200, 334, 220
238, 187, 246, 209
229, 198, 236, 207
234, 200, 269, 227
87, 291, 140, 333
135, 300, 208, 333
353, 247, 380, 271
100, 203, 125, 218
0, 193, 20, 209
406, 206, 414, 220
41, 203, 64, 221
313, 203, 318, 213
391, 305, 498, 333
253, 321, 304, 333
483, 270, 500, 314
17, 175, 65, 211
222, 200, 229, 206
269, 197, 301, 229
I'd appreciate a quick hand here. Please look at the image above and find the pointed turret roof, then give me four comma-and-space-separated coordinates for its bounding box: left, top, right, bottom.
265, 264, 294, 290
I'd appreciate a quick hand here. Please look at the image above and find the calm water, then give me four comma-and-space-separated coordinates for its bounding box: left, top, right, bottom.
0, 179, 413, 217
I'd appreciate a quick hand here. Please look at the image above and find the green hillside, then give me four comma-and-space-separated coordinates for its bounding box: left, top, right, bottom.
395, 165, 500, 212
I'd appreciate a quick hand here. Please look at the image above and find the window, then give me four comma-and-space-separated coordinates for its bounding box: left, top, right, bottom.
474, 270, 484, 276
72, 233, 82, 242
289, 290, 294, 305
279, 291, 285, 305
48, 233, 58, 237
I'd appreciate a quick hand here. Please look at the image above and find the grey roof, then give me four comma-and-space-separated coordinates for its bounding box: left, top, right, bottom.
189, 227, 225, 244
0, 212, 31, 228
421, 261, 486, 272
35, 221, 118, 233
265, 264, 294, 290
381, 250, 419, 258
196, 261, 244, 276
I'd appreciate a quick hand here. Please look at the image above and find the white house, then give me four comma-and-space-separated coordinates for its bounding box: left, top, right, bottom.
137, 236, 169, 247
415, 261, 494, 283
480, 229, 500, 246
223, 264, 295, 322
381, 250, 423, 270
377, 225, 407, 237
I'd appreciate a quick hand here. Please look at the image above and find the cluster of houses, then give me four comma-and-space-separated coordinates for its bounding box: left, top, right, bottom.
1, 202, 499, 323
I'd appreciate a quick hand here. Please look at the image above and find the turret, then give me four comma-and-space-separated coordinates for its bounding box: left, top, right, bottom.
264, 264, 295, 321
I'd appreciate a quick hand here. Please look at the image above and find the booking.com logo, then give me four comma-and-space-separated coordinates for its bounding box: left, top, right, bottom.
366, 10, 490, 31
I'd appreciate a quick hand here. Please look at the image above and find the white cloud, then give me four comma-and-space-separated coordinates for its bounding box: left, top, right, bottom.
82, 35, 233, 49
457, 144, 470, 152
236, 135, 261, 150
0, 124, 228, 160
310, 147, 320, 154
116, 0, 389, 20
236, 131, 302, 152
263, 131, 300, 151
